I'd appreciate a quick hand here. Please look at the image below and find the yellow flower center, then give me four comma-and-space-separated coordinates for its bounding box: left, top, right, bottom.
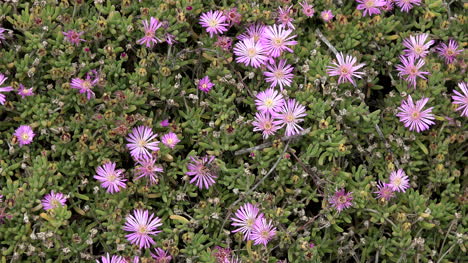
274, 70, 284, 79
446, 49, 454, 56
414, 46, 423, 55
264, 122, 272, 130
247, 48, 257, 58
83, 80, 92, 90
208, 19, 218, 28
137, 225, 148, 235
107, 173, 116, 182
145, 31, 154, 38
285, 113, 294, 123
411, 111, 420, 119
21, 133, 29, 140
365, 0, 375, 8
138, 139, 147, 148
246, 218, 255, 227
273, 38, 283, 47
261, 230, 270, 238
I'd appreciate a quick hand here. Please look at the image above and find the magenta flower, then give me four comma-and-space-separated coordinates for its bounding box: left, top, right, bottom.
17, 84, 34, 98
215, 36, 233, 51
255, 88, 284, 114
356, 0, 386, 16
264, 59, 294, 90
70, 71, 99, 100
395, 55, 429, 89
436, 40, 464, 64
224, 8, 242, 26
94, 162, 127, 194
451, 82, 468, 117
151, 248, 172, 262
134, 155, 163, 185
126, 126, 160, 159
233, 38, 268, 68
14, 125, 35, 147
96, 253, 126, 263
299, 1, 315, 17
0, 74, 13, 105
0, 27, 6, 40
164, 33, 177, 45
277, 5, 295, 29
329, 189, 353, 212
62, 30, 85, 45
160, 119, 170, 127
237, 23, 266, 42
273, 99, 307, 136
321, 10, 334, 22
253, 112, 281, 139
231, 203, 264, 240
199, 10, 229, 38
262, 24, 298, 58
326, 52, 365, 86
396, 95, 435, 132
123, 209, 162, 249
137, 17, 163, 48
213, 246, 232, 263
374, 181, 395, 201
402, 33, 434, 59
381, 0, 395, 11
394, 0, 421, 12
186, 155, 217, 189
41, 191, 67, 210
161, 132, 180, 149
250, 218, 277, 246
389, 169, 410, 192
198, 76, 214, 93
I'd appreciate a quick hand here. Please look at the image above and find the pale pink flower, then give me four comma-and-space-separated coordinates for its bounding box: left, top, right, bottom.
41, 191, 67, 211
250, 218, 276, 246
396, 95, 435, 132
262, 24, 298, 58
62, 30, 85, 45
94, 162, 127, 193
402, 33, 434, 59
17, 84, 34, 98
395, 55, 429, 89
198, 76, 214, 93
134, 155, 163, 185
394, 0, 421, 12
14, 125, 35, 146
233, 38, 268, 68
273, 99, 307, 136
436, 40, 464, 64
326, 52, 365, 86
237, 23, 266, 42
186, 155, 217, 189
137, 17, 163, 48
329, 189, 353, 212
0, 74, 13, 105
356, 0, 386, 16
70, 71, 99, 100
264, 59, 294, 90
299, 1, 315, 17
126, 126, 160, 159
123, 209, 162, 249
253, 112, 281, 139
151, 248, 172, 263
96, 253, 126, 263
199, 10, 229, 37
277, 5, 295, 29
389, 169, 410, 192
161, 132, 180, 149
321, 10, 334, 22
255, 88, 284, 114
374, 181, 395, 201
452, 82, 468, 117
231, 203, 264, 240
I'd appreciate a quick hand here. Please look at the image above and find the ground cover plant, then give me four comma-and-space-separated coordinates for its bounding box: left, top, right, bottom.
0, 0, 467, 262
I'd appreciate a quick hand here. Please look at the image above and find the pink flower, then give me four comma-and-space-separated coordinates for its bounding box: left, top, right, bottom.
134, 155, 163, 185
321, 10, 334, 22
452, 82, 468, 117
62, 30, 85, 45
277, 5, 295, 29
233, 38, 268, 68
231, 203, 264, 240
17, 84, 34, 98
198, 76, 214, 93
389, 169, 410, 192
186, 155, 217, 189
224, 8, 242, 26
123, 209, 162, 249
326, 52, 365, 86
151, 248, 172, 263
264, 59, 294, 90
160, 119, 170, 127
396, 95, 435, 132
0, 74, 13, 105
164, 33, 177, 45
255, 88, 284, 114
214, 36, 232, 51
237, 23, 266, 42
137, 17, 163, 48
395, 55, 429, 89
394, 0, 421, 12
299, 1, 315, 17
96, 253, 126, 263
356, 0, 386, 16
14, 125, 35, 146
402, 33, 434, 59
41, 191, 67, 210
273, 99, 307, 136
253, 112, 281, 139
250, 218, 276, 246
70, 71, 99, 100
126, 126, 160, 159
262, 24, 298, 58
199, 10, 229, 38
436, 40, 464, 64
161, 132, 180, 149
374, 181, 395, 201
0, 27, 6, 40
329, 189, 353, 212
213, 246, 232, 263
381, 0, 395, 11
94, 162, 127, 193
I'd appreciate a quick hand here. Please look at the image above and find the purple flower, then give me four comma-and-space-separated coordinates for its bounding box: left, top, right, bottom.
17, 84, 34, 98
151, 248, 172, 263
452, 82, 468, 117
213, 246, 232, 263
70, 71, 99, 100
94, 162, 127, 193
0, 27, 6, 40
262, 24, 298, 58
394, 0, 421, 12
137, 17, 163, 48
14, 125, 35, 147
255, 88, 284, 114
126, 126, 160, 159
164, 33, 177, 45
389, 169, 410, 192
234, 38, 268, 68
250, 218, 277, 246
402, 33, 434, 59
96, 253, 126, 263
134, 155, 163, 185
396, 95, 435, 132
198, 76, 214, 93
374, 181, 395, 201
299, 1, 315, 17
186, 155, 217, 189
264, 59, 294, 90
62, 30, 85, 45
123, 209, 162, 249
381, 0, 395, 11
0, 74, 13, 105
199, 10, 229, 38
273, 99, 307, 136
224, 8, 242, 26
326, 52, 366, 86
41, 191, 67, 210
277, 5, 295, 29
356, 0, 386, 16
436, 40, 464, 64
231, 203, 264, 240
237, 23, 266, 42
321, 10, 334, 22
161, 132, 180, 149
329, 189, 353, 212
215, 36, 233, 51
160, 119, 170, 127
395, 55, 429, 89
253, 112, 281, 139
